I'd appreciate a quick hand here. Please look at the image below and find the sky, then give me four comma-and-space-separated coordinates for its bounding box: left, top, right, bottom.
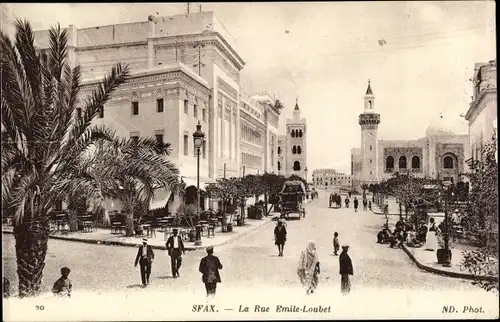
1, 2, 496, 174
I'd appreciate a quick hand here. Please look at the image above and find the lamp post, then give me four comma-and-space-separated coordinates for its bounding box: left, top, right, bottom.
440, 180, 453, 267
193, 121, 205, 246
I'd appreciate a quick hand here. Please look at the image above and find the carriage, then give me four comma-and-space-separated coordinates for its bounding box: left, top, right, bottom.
329, 192, 342, 208
278, 180, 307, 220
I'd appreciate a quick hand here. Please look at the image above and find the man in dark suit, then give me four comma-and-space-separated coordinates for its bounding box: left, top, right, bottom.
339, 245, 353, 295
166, 228, 185, 278
199, 246, 223, 297
134, 238, 155, 287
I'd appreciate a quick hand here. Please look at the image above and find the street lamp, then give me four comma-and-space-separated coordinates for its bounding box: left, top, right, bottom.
193, 121, 205, 246
440, 180, 453, 267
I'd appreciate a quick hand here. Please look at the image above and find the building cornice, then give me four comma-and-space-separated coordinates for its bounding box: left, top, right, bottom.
465, 88, 496, 123
76, 41, 148, 52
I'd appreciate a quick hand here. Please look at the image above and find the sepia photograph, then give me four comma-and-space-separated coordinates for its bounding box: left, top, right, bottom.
1, 1, 498, 321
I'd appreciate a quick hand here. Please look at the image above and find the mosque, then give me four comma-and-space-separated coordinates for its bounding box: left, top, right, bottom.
351, 81, 470, 192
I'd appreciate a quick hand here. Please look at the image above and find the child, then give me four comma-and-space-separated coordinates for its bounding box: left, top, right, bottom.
333, 232, 340, 255
52, 267, 72, 298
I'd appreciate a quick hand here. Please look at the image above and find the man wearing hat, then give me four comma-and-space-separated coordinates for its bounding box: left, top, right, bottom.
134, 238, 155, 287
166, 229, 185, 278
199, 246, 223, 297
339, 245, 353, 295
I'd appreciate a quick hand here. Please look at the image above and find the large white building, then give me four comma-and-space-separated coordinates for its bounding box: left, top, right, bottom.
351, 81, 471, 192
277, 99, 308, 179
465, 59, 497, 164
33, 11, 285, 212
312, 169, 352, 191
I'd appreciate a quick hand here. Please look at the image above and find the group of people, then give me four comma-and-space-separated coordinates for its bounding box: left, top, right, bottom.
133, 228, 223, 297
296, 240, 354, 296
329, 193, 371, 212
377, 217, 433, 249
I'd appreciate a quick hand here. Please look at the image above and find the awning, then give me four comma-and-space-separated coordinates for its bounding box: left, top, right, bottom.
149, 187, 172, 211
182, 177, 215, 190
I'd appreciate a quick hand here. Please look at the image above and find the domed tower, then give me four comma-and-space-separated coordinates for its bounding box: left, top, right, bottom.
358, 80, 380, 183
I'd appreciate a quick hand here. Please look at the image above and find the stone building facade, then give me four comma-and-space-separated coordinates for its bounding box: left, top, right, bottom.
351, 81, 470, 192
33, 11, 284, 211
312, 169, 352, 191
465, 59, 497, 163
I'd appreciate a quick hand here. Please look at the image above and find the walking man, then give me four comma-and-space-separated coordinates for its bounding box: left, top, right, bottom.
339, 245, 353, 295
199, 246, 223, 297
166, 229, 185, 278
134, 238, 155, 287
353, 197, 359, 213
362, 198, 368, 211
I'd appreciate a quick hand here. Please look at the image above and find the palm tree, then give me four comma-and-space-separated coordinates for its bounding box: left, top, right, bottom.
1, 20, 131, 297
64, 137, 179, 236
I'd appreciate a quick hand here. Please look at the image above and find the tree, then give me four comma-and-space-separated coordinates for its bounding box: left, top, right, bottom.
461, 135, 498, 292
205, 178, 240, 230
66, 137, 179, 236
360, 183, 369, 198
260, 173, 287, 215
1, 20, 129, 297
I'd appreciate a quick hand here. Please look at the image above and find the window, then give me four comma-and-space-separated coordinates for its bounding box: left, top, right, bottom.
293, 161, 301, 171
184, 100, 188, 114
369, 145, 372, 151
55, 200, 63, 211
444, 156, 454, 169
297, 146, 302, 154
98, 106, 104, 118
131, 102, 139, 115
155, 134, 164, 144
183, 135, 189, 156
299, 130, 303, 137
370, 159, 372, 164
130, 135, 139, 143
277, 147, 281, 155
292, 146, 297, 154
399, 156, 407, 169
291, 130, 295, 138
202, 109, 206, 122
194, 104, 198, 118
277, 161, 281, 171
157, 99, 164, 113
76, 107, 82, 119
411, 156, 420, 169
386, 156, 394, 169
370, 171, 372, 175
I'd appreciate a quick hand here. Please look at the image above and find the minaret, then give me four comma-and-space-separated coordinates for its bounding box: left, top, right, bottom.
286, 97, 307, 178
358, 80, 380, 184
293, 98, 301, 119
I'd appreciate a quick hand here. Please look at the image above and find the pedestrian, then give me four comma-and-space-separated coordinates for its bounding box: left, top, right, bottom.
199, 246, 223, 297
3, 277, 10, 299
297, 240, 320, 295
353, 197, 359, 212
52, 267, 73, 297
368, 200, 372, 210
274, 219, 287, 256
134, 238, 155, 287
333, 232, 340, 255
362, 198, 367, 211
345, 197, 350, 208
166, 228, 185, 278
339, 245, 353, 295
348, 191, 352, 198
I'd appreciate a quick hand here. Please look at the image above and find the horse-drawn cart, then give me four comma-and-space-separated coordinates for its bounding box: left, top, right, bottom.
279, 180, 306, 220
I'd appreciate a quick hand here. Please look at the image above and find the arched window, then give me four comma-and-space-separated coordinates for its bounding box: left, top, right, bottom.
399, 156, 407, 169
299, 130, 303, 137
277, 146, 281, 155
369, 145, 372, 151
297, 146, 302, 154
293, 161, 301, 171
443, 156, 454, 169
292, 146, 297, 154
411, 156, 420, 169
386, 156, 394, 169
277, 161, 281, 171
291, 130, 295, 138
